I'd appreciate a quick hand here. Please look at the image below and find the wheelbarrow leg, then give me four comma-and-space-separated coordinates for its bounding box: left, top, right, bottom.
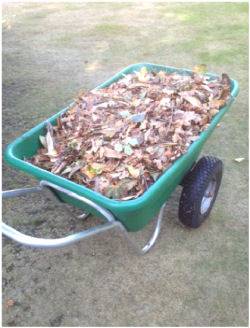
114, 203, 166, 255
76, 212, 91, 220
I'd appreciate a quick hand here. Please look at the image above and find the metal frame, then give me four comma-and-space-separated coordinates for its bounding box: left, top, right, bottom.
2, 181, 166, 254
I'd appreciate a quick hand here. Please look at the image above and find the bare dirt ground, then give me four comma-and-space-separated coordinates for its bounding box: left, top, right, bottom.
2, 3, 248, 326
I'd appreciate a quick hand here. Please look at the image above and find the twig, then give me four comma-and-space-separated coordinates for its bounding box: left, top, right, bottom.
165, 105, 174, 137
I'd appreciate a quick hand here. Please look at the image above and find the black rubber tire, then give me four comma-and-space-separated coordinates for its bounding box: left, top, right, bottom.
178, 156, 223, 228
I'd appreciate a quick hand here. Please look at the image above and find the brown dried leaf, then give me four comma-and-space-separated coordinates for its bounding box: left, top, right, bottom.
182, 94, 202, 107
127, 165, 141, 179
210, 99, 226, 109
209, 109, 219, 117
5, 299, 15, 309
103, 148, 123, 159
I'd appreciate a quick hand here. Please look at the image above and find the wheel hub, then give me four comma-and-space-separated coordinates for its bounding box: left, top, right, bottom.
200, 180, 217, 214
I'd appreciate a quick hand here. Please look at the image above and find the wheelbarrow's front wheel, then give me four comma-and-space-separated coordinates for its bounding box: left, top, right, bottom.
179, 156, 223, 228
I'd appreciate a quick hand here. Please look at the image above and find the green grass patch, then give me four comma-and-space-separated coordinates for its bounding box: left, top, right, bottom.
20, 9, 56, 22
198, 48, 245, 65
63, 3, 85, 11
158, 3, 248, 22
54, 32, 79, 46
88, 23, 133, 36
52, 23, 135, 47
87, 2, 131, 11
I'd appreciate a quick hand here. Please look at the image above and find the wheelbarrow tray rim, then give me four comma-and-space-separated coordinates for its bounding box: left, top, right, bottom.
4, 62, 239, 211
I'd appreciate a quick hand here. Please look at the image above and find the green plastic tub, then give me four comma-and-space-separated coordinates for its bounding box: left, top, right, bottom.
4, 63, 239, 232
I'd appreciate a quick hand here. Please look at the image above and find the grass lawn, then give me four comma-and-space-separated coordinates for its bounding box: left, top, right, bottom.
2, 3, 248, 326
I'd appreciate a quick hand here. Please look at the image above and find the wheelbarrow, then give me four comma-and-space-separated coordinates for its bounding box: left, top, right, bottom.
2, 63, 239, 254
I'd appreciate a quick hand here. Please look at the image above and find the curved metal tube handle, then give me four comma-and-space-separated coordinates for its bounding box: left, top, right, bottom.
2, 181, 118, 248
2, 221, 116, 249
2, 180, 166, 253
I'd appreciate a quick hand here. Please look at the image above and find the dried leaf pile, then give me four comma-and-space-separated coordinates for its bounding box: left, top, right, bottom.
29, 67, 231, 200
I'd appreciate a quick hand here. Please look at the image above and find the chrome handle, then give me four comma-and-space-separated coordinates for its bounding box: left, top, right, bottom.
2, 181, 118, 248
2, 221, 117, 248
2, 180, 166, 254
